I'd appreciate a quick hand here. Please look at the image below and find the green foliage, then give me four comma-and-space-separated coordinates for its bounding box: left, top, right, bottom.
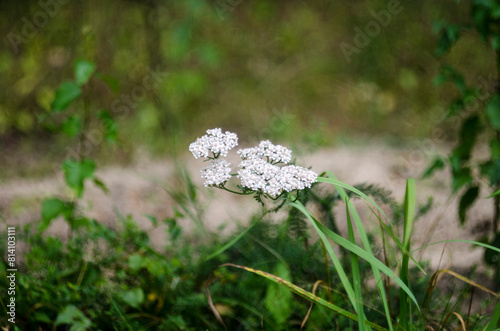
2, 170, 500, 330
40, 198, 75, 230
62, 159, 96, 198
427, 0, 500, 269
74, 60, 96, 87
2, 0, 492, 179
264, 263, 293, 327
51, 82, 82, 112
55, 305, 92, 331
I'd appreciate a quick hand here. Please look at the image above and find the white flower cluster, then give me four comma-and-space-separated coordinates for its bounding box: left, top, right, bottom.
189, 128, 238, 159
237, 141, 317, 197
189, 128, 318, 196
237, 140, 292, 164
200, 159, 232, 187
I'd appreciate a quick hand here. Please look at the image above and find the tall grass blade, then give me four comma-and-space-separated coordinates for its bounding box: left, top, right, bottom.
441, 312, 466, 331
318, 174, 423, 273
301, 280, 328, 330
204, 215, 262, 262
411, 239, 500, 257
330, 173, 395, 330
216, 263, 388, 331
286, 200, 359, 318
484, 301, 500, 331
487, 189, 500, 198
288, 201, 420, 312
205, 286, 228, 331
347, 201, 370, 331
399, 178, 416, 330
434, 269, 499, 297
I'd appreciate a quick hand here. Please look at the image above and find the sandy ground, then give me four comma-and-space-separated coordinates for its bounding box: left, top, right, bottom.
0, 142, 494, 272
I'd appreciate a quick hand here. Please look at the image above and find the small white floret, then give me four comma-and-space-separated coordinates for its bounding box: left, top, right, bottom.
201, 159, 232, 187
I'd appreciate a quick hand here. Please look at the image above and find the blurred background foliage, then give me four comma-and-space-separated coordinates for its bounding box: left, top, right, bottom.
0, 0, 494, 179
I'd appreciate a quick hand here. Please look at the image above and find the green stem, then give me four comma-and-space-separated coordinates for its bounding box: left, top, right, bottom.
220, 186, 253, 195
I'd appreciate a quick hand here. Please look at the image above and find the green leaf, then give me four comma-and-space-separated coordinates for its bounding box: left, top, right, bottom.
51, 81, 81, 112
93, 177, 108, 194
458, 186, 479, 225
55, 305, 92, 331
488, 189, 500, 198
62, 115, 82, 137
485, 234, 500, 265
165, 315, 187, 330
33, 312, 52, 323
435, 24, 466, 57
486, 95, 500, 130
473, 4, 494, 40
128, 254, 146, 271
40, 198, 74, 231
492, 35, 500, 51
265, 263, 292, 327
68, 217, 90, 230
480, 158, 500, 185
485, 301, 500, 331
491, 139, 500, 159
62, 159, 96, 197
346, 202, 369, 331
456, 116, 481, 160
449, 155, 473, 192
98, 110, 117, 142
41, 198, 65, 222
399, 179, 416, 330
145, 214, 157, 226
422, 157, 445, 178
120, 287, 144, 309
96, 73, 120, 93
434, 65, 467, 93
75, 60, 96, 86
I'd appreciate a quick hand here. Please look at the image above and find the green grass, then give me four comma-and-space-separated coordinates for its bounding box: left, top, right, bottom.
2, 166, 500, 330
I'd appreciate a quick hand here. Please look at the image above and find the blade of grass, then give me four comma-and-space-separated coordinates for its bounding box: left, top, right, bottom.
288, 200, 421, 313
285, 200, 359, 318
487, 189, 500, 198
204, 214, 263, 262
319, 174, 424, 274
441, 312, 466, 331
301, 280, 328, 330
217, 263, 388, 331
410, 239, 500, 257
347, 200, 370, 331
484, 301, 500, 331
205, 286, 228, 331
434, 269, 499, 297
330, 173, 395, 330
399, 179, 416, 331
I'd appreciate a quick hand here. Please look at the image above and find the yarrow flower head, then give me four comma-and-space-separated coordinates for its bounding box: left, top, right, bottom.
201, 159, 232, 187
259, 140, 292, 164
237, 140, 292, 164
236, 141, 316, 197
237, 159, 282, 196
238, 160, 317, 198
189, 128, 238, 159
189, 128, 318, 199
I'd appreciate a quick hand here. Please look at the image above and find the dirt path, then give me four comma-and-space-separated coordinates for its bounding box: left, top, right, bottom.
0, 142, 493, 270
